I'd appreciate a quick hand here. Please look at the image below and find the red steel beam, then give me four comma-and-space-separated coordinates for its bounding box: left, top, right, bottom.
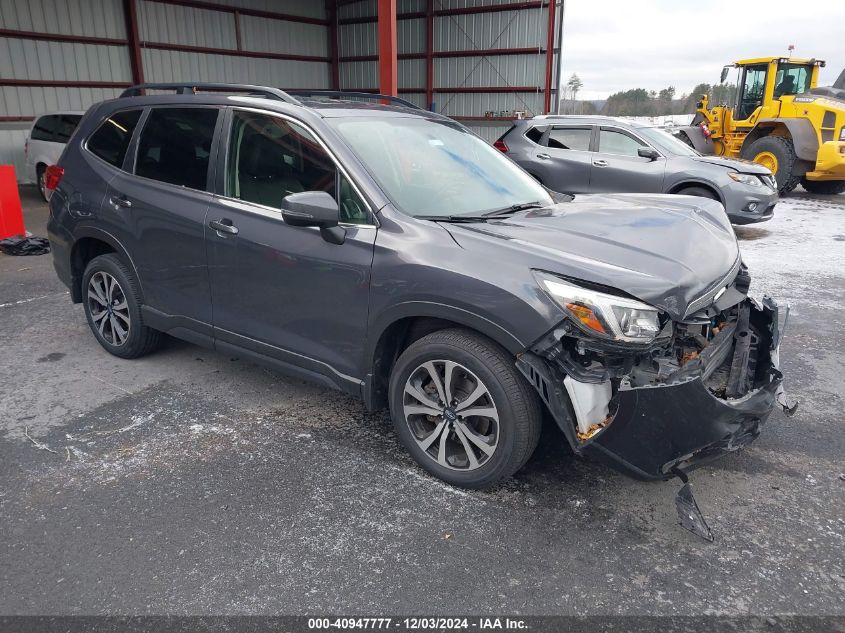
0, 79, 132, 88
146, 0, 329, 25
0, 28, 126, 46
543, 0, 556, 113
140, 41, 329, 62
347, 87, 540, 94
0, 116, 35, 123
123, 0, 145, 85
328, 0, 340, 90
339, 1, 544, 24
340, 47, 544, 62
378, 0, 398, 97
425, 0, 433, 111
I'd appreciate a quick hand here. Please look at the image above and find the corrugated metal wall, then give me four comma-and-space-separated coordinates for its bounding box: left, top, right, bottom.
0, 0, 331, 182
336, 0, 557, 141
2, 0, 558, 179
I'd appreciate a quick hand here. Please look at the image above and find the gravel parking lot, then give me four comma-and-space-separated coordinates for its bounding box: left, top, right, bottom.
1, 186, 843, 616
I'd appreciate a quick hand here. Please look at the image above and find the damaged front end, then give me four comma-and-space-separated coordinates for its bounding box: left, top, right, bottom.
518, 267, 796, 483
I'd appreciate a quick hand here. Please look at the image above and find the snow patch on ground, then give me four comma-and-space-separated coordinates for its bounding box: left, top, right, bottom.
735, 195, 845, 309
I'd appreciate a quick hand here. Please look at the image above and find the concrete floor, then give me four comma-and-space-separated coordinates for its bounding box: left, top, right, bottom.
1, 186, 843, 616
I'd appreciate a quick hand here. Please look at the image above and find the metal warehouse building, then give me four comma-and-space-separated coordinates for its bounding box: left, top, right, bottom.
0, 0, 561, 181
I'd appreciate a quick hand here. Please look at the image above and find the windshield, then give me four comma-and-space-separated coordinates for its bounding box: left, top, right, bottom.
328, 117, 552, 217
638, 126, 700, 157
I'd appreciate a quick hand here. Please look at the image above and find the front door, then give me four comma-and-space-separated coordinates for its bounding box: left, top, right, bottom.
587, 126, 666, 194
207, 109, 377, 388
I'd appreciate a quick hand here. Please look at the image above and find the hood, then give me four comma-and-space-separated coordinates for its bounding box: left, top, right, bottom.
442, 193, 740, 320
688, 154, 772, 174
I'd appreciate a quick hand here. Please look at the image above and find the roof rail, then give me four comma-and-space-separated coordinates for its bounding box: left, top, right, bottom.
119, 83, 301, 105
287, 90, 422, 110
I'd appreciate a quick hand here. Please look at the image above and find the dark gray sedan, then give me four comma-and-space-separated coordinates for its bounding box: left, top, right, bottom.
496, 116, 778, 224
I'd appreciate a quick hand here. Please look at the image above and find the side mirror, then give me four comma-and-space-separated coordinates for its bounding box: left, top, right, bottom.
720, 66, 730, 84
638, 147, 660, 161
282, 191, 345, 244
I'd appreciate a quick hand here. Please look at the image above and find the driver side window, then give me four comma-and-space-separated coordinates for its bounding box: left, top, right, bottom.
738, 64, 767, 119
226, 111, 370, 224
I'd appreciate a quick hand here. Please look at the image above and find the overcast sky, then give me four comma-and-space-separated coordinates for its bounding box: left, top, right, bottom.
559, 0, 845, 101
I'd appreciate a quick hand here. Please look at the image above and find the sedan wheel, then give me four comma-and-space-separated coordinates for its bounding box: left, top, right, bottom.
403, 360, 499, 471
87, 271, 131, 347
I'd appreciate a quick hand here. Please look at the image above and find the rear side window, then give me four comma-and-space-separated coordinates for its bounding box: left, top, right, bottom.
87, 110, 142, 167
136, 108, 218, 191
54, 115, 82, 143
31, 115, 58, 141
548, 127, 592, 151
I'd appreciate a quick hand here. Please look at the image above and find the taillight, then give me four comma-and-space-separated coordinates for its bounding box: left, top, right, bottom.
494, 139, 509, 153
45, 164, 64, 190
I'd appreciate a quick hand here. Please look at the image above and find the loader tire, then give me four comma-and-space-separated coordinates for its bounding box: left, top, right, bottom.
741, 136, 800, 195
799, 178, 845, 195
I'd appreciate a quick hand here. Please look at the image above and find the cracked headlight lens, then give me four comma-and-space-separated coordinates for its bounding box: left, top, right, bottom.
535, 272, 662, 343
728, 172, 764, 188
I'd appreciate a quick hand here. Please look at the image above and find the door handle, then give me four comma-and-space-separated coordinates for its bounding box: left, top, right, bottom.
536, 152, 551, 160
109, 196, 132, 208
593, 159, 609, 168
209, 219, 239, 235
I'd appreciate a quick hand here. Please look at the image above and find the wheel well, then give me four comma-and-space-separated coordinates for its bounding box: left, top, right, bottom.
668, 181, 721, 202
70, 238, 115, 302
368, 316, 486, 410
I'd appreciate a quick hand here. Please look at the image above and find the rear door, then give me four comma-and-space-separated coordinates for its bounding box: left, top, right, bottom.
530, 125, 594, 193
206, 108, 377, 387
103, 106, 221, 331
587, 126, 666, 193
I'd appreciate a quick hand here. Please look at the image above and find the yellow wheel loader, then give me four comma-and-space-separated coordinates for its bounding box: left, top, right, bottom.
676, 57, 845, 195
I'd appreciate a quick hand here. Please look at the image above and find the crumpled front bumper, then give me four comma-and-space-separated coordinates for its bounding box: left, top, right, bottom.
518, 297, 791, 481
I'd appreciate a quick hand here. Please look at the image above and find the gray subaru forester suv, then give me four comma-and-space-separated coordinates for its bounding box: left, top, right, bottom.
46, 85, 794, 533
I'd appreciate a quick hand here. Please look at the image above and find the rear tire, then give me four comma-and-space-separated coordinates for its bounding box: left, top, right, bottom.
675, 185, 719, 200
82, 254, 163, 359
388, 328, 542, 489
800, 178, 845, 195
36, 164, 49, 202
741, 136, 800, 194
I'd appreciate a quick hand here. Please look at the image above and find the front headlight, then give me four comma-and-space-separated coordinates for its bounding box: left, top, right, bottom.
535, 272, 663, 343
728, 172, 764, 188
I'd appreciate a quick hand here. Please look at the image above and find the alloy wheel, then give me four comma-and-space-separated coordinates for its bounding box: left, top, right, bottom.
87, 271, 131, 347
402, 360, 500, 471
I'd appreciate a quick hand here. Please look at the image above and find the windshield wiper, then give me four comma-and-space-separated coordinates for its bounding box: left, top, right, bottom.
482, 201, 545, 217
415, 215, 491, 223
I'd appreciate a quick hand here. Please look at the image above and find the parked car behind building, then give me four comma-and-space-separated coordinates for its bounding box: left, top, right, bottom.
25, 111, 84, 201
496, 115, 779, 225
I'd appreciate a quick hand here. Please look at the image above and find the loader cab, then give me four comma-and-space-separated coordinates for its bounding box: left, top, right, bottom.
731, 57, 822, 124
733, 61, 773, 122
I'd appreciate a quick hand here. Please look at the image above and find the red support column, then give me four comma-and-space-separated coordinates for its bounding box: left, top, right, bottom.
543, 0, 556, 113
378, 0, 398, 97
328, 0, 340, 90
425, 0, 433, 111
123, 0, 145, 86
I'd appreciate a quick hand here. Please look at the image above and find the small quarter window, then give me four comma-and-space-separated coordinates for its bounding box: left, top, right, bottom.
87, 110, 142, 167
525, 127, 544, 144
135, 108, 218, 190
548, 127, 592, 151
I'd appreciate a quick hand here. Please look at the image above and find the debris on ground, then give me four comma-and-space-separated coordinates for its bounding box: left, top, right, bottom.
0, 235, 51, 256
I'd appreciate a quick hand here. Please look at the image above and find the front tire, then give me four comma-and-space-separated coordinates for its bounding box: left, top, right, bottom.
741, 136, 799, 194
800, 178, 845, 195
675, 185, 718, 200
388, 328, 542, 489
82, 254, 163, 359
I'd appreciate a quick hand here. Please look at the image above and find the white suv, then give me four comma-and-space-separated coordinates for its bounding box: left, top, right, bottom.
25, 111, 84, 200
